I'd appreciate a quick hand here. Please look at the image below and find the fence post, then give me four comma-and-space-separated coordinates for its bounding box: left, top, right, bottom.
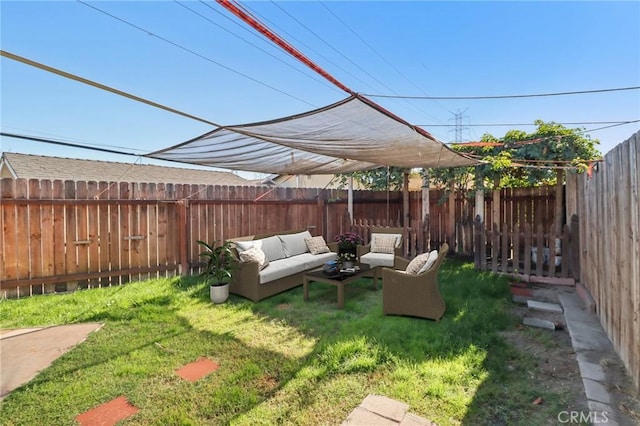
177, 200, 189, 276
513, 224, 520, 275
561, 224, 571, 278
501, 222, 509, 273
535, 224, 544, 277
523, 223, 531, 275
570, 214, 580, 281
473, 215, 482, 269
317, 189, 327, 238
491, 223, 499, 273
423, 213, 431, 253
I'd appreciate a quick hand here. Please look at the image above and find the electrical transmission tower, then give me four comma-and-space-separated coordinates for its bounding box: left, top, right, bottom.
448, 108, 470, 142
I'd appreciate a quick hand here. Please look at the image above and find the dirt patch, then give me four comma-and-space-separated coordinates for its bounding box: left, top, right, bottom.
504, 283, 640, 425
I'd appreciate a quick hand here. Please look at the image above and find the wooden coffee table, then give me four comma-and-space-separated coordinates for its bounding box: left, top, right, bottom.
303, 264, 376, 309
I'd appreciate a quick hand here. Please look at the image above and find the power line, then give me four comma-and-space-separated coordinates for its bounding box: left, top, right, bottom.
1, 132, 140, 157
216, 0, 353, 94
447, 119, 640, 148
173, 0, 340, 96
318, 1, 448, 125
0, 50, 221, 127
76, 0, 315, 107
215, 0, 441, 143
363, 86, 640, 100
581, 120, 640, 133
419, 120, 638, 127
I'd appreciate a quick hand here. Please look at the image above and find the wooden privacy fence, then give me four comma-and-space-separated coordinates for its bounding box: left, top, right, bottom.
576, 132, 639, 392
1, 177, 566, 298
1, 179, 439, 297
472, 215, 579, 282
0, 179, 339, 298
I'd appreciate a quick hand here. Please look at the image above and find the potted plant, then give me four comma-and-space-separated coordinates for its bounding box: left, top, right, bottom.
334, 231, 364, 268
197, 239, 235, 303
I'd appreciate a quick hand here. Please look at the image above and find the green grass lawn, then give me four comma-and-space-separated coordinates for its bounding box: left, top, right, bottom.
0, 261, 575, 425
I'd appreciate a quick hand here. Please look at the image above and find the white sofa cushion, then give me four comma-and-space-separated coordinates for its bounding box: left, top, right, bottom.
360, 252, 394, 268
288, 252, 337, 270
279, 231, 312, 257
259, 257, 307, 284
259, 235, 287, 262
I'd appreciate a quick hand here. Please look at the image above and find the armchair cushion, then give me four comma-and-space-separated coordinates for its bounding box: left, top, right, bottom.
360, 252, 395, 268
371, 233, 400, 254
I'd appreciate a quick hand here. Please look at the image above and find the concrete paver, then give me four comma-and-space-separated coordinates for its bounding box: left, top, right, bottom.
342, 394, 433, 426
559, 290, 636, 425
0, 323, 103, 399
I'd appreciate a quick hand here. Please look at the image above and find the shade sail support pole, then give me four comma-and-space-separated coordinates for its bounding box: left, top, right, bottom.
348, 176, 354, 224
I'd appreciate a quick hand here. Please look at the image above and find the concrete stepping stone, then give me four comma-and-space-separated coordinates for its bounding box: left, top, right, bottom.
1, 323, 103, 399
342, 394, 436, 425
527, 300, 563, 313
523, 317, 557, 330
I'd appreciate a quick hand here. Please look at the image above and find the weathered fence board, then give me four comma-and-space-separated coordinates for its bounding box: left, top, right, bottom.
577, 131, 639, 392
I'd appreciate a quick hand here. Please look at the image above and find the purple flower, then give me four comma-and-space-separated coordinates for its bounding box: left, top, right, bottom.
334, 232, 364, 250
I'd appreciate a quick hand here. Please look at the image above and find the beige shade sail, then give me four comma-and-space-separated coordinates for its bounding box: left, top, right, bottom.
147, 94, 480, 174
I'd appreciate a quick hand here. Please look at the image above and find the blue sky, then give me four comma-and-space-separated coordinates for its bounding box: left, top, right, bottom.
2, 1, 639, 179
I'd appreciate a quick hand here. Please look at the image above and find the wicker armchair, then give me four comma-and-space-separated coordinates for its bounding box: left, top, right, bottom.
357, 227, 404, 288
381, 243, 449, 321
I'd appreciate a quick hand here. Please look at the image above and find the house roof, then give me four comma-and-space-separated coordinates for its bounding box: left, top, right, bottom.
0, 152, 251, 186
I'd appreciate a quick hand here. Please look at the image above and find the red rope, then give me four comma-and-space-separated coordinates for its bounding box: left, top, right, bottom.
216, 0, 353, 95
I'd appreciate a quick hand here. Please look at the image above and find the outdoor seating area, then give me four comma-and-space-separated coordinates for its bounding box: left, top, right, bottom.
228, 229, 338, 302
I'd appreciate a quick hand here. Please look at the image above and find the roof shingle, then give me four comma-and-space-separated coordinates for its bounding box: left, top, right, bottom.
0, 152, 251, 186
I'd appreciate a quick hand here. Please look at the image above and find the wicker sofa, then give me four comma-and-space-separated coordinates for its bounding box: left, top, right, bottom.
228, 229, 338, 302
381, 243, 449, 321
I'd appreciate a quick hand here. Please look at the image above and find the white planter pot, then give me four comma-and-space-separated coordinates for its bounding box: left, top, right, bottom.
210, 283, 229, 304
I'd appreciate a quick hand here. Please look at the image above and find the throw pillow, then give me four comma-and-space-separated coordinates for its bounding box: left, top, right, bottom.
235, 239, 262, 253
371, 233, 402, 248
405, 252, 431, 275
239, 246, 269, 270
417, 250, 439, 274
305, 236, 331, 255
371, 234, 397, 254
